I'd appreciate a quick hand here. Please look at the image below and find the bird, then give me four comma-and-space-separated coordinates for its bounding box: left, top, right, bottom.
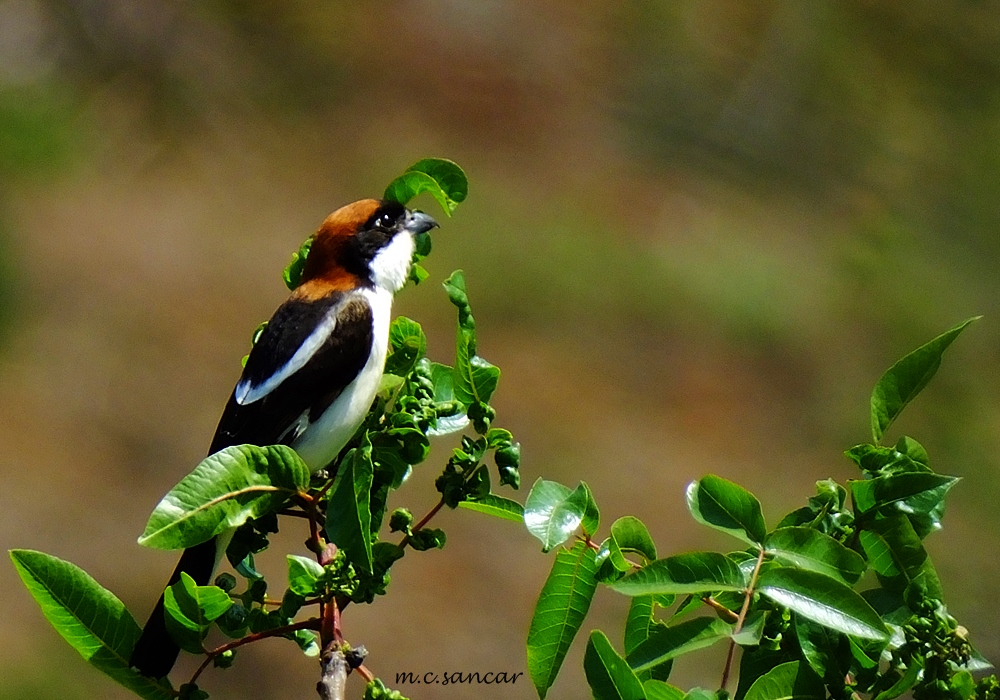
130, 198, 438, 678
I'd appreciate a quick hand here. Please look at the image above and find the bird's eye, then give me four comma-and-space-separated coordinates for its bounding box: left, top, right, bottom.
376, 213, 395, 229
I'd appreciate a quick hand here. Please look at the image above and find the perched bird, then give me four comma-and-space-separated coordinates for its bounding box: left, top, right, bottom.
130, 198, 437, 678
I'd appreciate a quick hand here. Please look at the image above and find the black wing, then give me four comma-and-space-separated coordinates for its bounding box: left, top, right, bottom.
208, 290, 374, 454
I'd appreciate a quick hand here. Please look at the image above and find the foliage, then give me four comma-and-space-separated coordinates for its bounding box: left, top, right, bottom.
10, 159, 997, 700
523, 316, 998, 700
11, 159, 513, 700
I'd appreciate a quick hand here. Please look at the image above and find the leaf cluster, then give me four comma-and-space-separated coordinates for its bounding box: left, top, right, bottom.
521, 317, 997, 700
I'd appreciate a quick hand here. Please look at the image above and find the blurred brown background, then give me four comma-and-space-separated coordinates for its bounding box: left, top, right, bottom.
2, 1, 999, 698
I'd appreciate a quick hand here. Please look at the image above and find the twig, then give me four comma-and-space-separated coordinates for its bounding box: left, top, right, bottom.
398, 498, 445, 549
720, 547, 766, 692
317, 648, 350, 700
702, 596, 740, 623
189, 618, 321, 686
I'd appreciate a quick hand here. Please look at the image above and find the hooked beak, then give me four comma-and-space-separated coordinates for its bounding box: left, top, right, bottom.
405, 210, 439, 234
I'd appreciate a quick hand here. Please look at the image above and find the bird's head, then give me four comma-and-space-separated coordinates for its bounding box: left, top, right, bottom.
299, 199, 438, 295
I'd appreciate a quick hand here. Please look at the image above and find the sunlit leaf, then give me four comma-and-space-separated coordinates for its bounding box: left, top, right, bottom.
609, 516, 657, 570
608, 552, 746, 597
458, 493, 524, 522
527, 541, 599, 699
11, 550, 174, 699
384, 317, 427, 376
765, 527, 866, 584
870, 317, 979, 442
687, 475, 767, 546
139, 445, 308, 550
757, 568, 889, 641
384, 158, 468, 215
524, 479, 595, 552
325, 437, 374, 574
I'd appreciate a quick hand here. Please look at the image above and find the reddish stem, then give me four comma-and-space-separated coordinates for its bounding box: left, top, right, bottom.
720, 547, 766, 692
189, 618, 321, 686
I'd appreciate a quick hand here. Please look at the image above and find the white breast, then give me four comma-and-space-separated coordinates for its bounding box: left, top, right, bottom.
290, 286, 392, 471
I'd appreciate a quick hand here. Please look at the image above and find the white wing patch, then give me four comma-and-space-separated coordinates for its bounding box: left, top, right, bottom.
234, 302, 343, 406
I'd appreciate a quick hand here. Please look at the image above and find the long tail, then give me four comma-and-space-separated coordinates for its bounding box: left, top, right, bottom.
130, 537, 220, 678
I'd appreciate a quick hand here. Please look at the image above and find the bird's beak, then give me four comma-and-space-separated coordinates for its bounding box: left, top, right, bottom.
405, 210, 439, 234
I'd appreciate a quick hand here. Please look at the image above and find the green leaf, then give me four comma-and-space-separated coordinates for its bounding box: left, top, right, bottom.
287, 555, 325, 597
10, 550, 175, 699
731, 610, 767, 646
627, 617, 734, 672
872, 660, 921, 700
744, 661, 825, 700
793, 616, 850, 683
139, 444, 309, 550
609, 516, 657, 570
164, 572, 233, 654
384, 317, 427, 376
851, 472, 959, 538
686, 475, 767, 546
857, 515, 942, 598
384, 158, 468, 216
608, 552, 746, 597
523, 479, 594, 552
325, 437, 375, 574
458, 494, 524, 522
764, 527, 866, 584
282, 237, 313, 290
624, 596, 656, 655
578, 482, 600, 536
527, 541, 600, 699
643, 680, 686, 700
444, 271, 500, 407
584, 630, 646, 700
870, 317, 979, 442
757, 568, 889, 641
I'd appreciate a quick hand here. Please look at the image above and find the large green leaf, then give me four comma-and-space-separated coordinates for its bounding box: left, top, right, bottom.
383, 158, 468, 216
524, 479, 595, 552
764, 527, 866, 585
325, 437, 374, 574
757, 568, 889, 641
627, 617, 734, 672
527, 541, 600, 699
687, 475, 767, 546
458, 493, 525, 522
609, 516, 657, 570
138, 444, 308, 550
608, 552, 746, 597
744, 661, 825, 700
870, 317, 979, 442
10, 550, 174, 699
584, 630, 646, 700
857, 515, 942, 598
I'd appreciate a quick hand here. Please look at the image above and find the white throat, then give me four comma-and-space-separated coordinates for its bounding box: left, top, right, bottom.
370, 233, 415, 293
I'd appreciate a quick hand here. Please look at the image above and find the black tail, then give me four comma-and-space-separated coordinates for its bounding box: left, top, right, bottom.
130, 537, 220, 678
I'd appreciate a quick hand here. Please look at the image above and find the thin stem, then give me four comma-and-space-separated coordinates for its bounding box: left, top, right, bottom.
720, 547, 766, 692
189, 618, 321, 686
398, 498, 445, 549
702, 597, 740, 623
356, 663, 374, 682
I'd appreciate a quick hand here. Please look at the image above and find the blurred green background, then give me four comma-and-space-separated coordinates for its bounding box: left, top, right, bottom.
2, 2, 999, 698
